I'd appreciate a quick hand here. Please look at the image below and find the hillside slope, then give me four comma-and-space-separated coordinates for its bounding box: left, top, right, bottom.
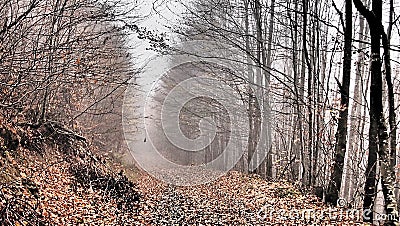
0, 123, 140, 225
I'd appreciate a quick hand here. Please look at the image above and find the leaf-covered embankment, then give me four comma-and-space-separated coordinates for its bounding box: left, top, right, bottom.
0, 123, 140, 225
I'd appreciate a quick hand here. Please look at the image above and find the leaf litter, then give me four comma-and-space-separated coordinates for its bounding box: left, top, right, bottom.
1, 146, 370, 225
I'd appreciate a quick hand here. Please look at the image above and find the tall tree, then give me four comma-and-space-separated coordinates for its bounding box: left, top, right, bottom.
302, 0, 313, 186
326, 0, 352, 205
384, 0, 396, 171
342, 3, 368, 204
264, 0, 275, 179
353, 0, 399, 223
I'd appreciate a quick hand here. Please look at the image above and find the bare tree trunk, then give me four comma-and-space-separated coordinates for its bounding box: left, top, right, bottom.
288, 0, 303, 182
353, 0, 399, 223
343, 7, 367, 204
298, 1, 306, 183
264, 0, 275, 179
317, 13, 329, 187
250, 0, 267, 177
384, 0, 396, 178
302, 0, 313, 186
245, 0, 254, 174
385, 0, 399, 209
311, 0, 321, 187
326, 0, 352, 205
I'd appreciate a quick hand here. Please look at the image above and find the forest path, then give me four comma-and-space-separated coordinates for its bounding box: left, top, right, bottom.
133, 172, 367, 225
0, 147, 367, 225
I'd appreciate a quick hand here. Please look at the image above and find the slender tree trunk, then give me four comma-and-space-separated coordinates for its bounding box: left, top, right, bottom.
289, 0, 303, 182
302, 0, 313, 186
344, 8, 367, 203
251, 0, 264, 176
298, 0, 306, 183
311, 0, 321, 187
317, 15, 329, 187
384, 0, 396, 175
326, 0, 352, 205
364, 1, 380, 222
386, 0, 399, 208
264, 0, 275, 180
380, 14, 399, 226
244, 0, 253, 174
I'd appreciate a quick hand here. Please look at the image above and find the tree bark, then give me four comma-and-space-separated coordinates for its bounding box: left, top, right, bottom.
343, 7, 367, 204
244, 0, 254, 174
302, 0, 313, 187
264, 0, 275, 180
326, 0, 352, 205
289, 0, 303, 182
353, 0, 399, 223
